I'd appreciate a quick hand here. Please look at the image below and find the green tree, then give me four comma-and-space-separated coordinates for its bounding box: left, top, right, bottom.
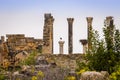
20, 51, 37, 65
87, 22, 120, 74
87, 30, 106, 71
114, 30, 120, 60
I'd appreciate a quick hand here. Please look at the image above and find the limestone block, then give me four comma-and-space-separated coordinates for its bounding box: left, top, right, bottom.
80, 71, 109, 80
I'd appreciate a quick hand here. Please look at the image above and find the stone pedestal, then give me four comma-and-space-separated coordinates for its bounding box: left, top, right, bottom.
80, 39, 88, 54
86, 17, 93, 50
58, 38, 65, 54
67, 18, 74, 54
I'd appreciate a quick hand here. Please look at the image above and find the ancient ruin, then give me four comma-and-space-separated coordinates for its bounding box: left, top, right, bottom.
0, 15, 115, 58
0, 15, 116, 57
67, 18, 74, 54
42, 13, 54, 54
0, 13, 119, 80
0, 14, 97, 57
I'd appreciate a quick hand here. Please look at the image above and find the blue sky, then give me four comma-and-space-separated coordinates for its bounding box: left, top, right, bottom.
0, 0, 120, 54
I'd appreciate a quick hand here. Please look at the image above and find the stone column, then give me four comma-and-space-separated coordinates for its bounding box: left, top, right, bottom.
67, 18, 74, 54
42, 13, 54, 54
58, 38, 65, 54
86, 17, 93, 50
104, 16, 114, 46
80, 39, 88, 54
104, 16, 114, 35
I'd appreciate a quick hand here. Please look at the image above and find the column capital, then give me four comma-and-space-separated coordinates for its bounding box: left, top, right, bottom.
106, 16, 113, 20
67, 18, 74, 23
44, 13, 51, 18
58, 38, 65, 44
86, 17, 93, 24
104, 16, 114, 27
80, 39, 88, 45
58, 41, 65, 45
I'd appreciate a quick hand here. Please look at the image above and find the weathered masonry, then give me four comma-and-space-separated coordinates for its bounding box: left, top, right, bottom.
42, 14, 54, 54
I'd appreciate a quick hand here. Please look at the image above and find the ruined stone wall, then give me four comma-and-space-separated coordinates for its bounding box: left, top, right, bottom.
6, 34, 26, 50
37, 54, 85, 69
6, 34, 43, 51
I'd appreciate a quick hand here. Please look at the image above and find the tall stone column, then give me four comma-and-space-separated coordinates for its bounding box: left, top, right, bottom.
80, 39, 88, 54
86, 17, 93, 50
58, 38, 65, 54
67, 18, 74, 54
104, 16, 114, 47
42, 13, 54, 54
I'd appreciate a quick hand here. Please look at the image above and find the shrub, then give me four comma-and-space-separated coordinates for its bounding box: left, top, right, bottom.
20, 51, 37, 65
31, 76, 37, 80
64, 76, 76, 80
76, 62, 89, 76
110, 64, 120, 80
0, 74, 5, 80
